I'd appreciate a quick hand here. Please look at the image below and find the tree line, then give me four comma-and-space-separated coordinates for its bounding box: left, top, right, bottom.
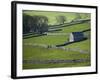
23, 14, 48, 34
23, 13, 85, 34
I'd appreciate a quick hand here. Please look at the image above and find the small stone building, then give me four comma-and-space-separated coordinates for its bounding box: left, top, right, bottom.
69, 32, 84, 42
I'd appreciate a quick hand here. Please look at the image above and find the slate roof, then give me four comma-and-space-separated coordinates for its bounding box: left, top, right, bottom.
72, 32, 84, 41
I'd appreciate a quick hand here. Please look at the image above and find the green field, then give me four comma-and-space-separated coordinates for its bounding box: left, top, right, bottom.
23, 10, 90, 25
23, 10, 91, 69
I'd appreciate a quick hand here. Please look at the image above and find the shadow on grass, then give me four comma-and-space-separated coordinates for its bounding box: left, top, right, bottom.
48, 29, 62, 32
23, 34, 47, 39
49, 19, 90, 29
56, 38, 87, 47
81, 29, 90, 32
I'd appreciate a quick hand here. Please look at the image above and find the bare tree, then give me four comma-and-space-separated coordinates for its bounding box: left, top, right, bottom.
74, 13, 81, 20
83, 14, 90, 19
56, 16, 66, 25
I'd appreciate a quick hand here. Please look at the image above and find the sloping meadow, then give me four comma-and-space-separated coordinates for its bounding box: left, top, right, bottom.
23, 10, 91, 69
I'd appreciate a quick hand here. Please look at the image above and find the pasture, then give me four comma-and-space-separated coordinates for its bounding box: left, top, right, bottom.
23, 10, 91, 69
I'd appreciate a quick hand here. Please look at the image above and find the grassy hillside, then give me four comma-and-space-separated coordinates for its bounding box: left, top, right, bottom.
23, 45, 90, 69
23, 10, 91, 69
23, 10, 90, 25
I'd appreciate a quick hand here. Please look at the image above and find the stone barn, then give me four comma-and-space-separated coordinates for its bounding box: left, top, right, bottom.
69, 32, 85, 42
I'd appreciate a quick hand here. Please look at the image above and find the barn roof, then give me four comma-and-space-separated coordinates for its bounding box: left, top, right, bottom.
72, 32, 84, 37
